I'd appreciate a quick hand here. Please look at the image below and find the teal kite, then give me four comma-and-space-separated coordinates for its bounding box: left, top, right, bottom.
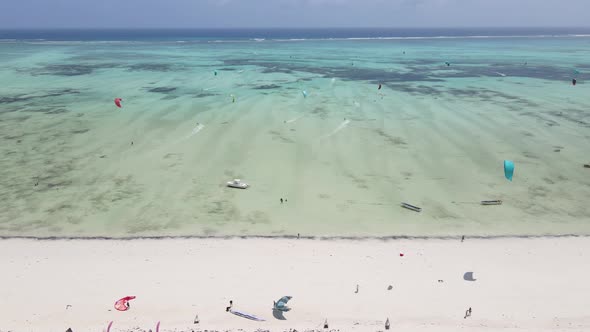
504, 160, 515, 181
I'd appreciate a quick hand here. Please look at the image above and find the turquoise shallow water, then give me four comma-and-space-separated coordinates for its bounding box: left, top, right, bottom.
1, 35, 590, 237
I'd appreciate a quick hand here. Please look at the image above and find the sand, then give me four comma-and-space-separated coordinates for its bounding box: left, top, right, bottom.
2, 237, 590, 332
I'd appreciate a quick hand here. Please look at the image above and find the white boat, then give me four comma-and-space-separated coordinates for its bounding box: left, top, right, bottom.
227, 179, 249, 189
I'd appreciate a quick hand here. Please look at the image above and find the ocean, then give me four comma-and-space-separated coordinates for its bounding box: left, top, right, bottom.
0, 28, 589, 238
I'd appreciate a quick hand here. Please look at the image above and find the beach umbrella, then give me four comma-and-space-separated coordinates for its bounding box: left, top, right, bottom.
504, 160, 515, 181
273, 296, 292, 312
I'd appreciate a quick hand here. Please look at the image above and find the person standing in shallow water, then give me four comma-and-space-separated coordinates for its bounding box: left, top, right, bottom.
280, 198, 283, 203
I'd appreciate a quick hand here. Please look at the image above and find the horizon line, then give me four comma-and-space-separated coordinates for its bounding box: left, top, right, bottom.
2, 26, 590, 30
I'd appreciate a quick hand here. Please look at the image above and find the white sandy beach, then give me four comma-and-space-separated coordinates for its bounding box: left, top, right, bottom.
2, 237, 590, 332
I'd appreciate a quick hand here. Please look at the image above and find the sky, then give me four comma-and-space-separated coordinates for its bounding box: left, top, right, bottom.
0, 0, 588, 29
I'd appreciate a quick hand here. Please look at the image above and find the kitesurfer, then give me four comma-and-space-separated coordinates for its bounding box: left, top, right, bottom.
573, 78, 577, 86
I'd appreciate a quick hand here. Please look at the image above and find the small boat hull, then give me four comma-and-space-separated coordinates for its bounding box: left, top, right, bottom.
481, 200, 502, 205
401, 202, 422, 212
227, 182, 248, 189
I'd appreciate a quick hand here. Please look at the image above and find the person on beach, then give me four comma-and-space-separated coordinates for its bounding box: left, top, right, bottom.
464, 307, 472, 318
461, 235, 465, 242
226, 300, 233, 312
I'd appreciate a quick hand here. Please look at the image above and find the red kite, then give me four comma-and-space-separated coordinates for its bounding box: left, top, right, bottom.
114, 296, 135, 311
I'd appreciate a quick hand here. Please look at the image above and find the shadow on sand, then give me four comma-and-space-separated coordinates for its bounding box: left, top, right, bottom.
272, 309, 287, 320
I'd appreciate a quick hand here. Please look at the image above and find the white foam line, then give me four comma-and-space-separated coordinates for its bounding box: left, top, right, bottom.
204, 87, 216, 91
495, 72, 507, 77
320, 119, 350, 139
184, 124, 205, 140
285, 115, 305, 123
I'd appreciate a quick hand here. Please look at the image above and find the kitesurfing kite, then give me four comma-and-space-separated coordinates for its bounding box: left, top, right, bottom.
504, 160, 515, 181
273, 296, 292, 312
106, 321, 113, 332
114, 296, 135, 311
114, 98, 122, 108
226, 300, 265, 321
229, 309, 265, 321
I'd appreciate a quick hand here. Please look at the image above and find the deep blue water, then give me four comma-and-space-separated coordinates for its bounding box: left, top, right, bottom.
1, 27, 590, 41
